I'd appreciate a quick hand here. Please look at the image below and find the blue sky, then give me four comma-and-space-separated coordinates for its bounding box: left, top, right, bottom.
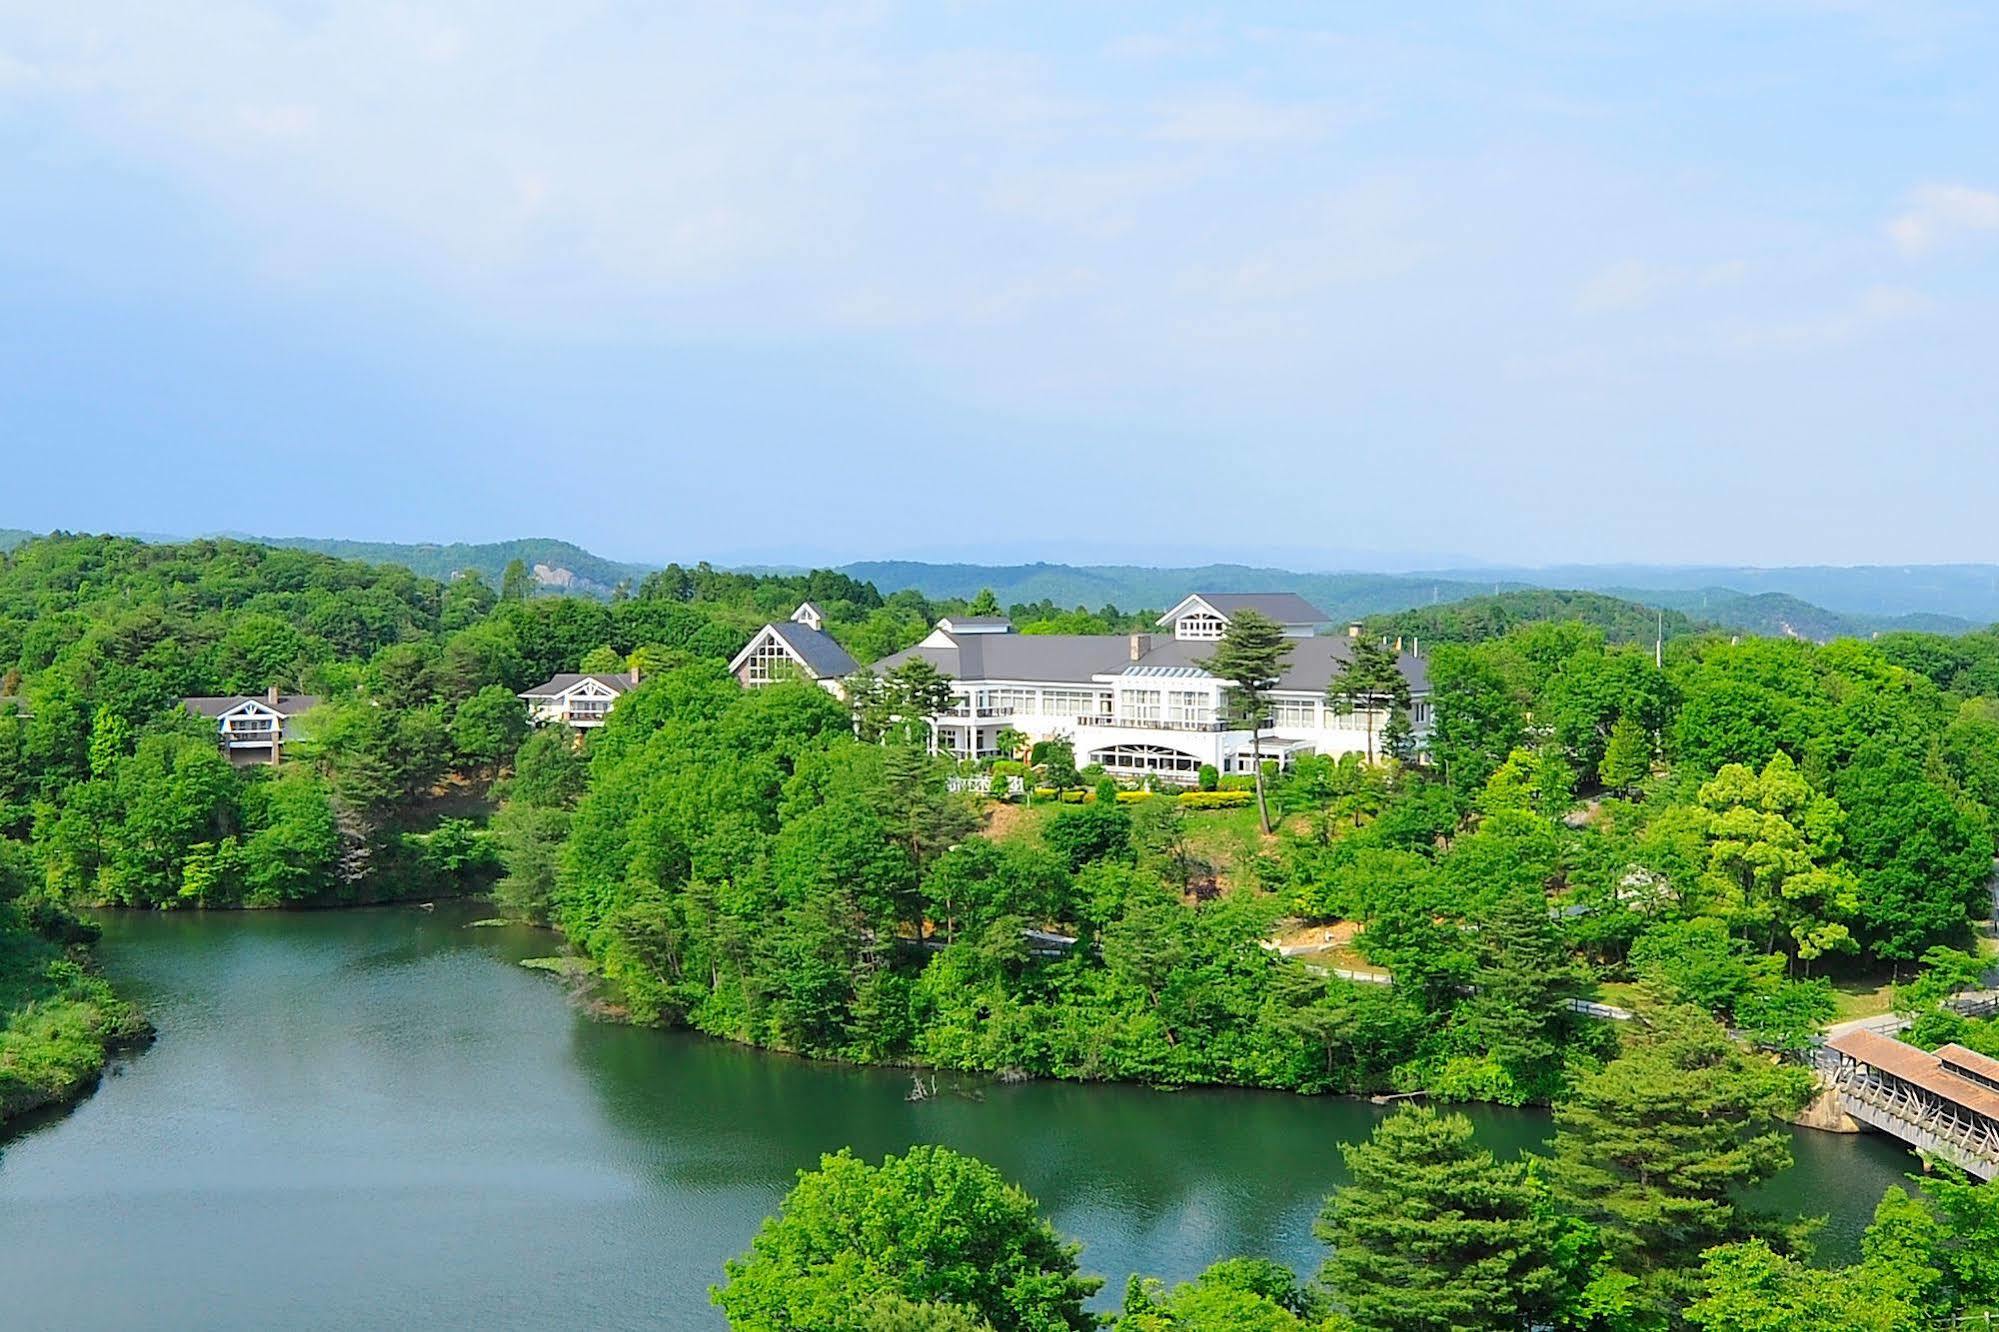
3, 3, 1997, 569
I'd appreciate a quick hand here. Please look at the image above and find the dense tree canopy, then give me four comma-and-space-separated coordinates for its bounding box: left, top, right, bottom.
713, 1146, 1099, 1332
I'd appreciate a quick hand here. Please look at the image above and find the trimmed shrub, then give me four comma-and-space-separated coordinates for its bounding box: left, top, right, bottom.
1196, 763, 1219, 792
1176, 790, 1255, 809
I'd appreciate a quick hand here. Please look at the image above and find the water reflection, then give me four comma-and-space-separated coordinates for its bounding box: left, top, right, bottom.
0, 906, 1934, 1331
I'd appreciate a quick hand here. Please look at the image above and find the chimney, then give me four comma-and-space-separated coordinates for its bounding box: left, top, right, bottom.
630, 664, 641, 685
1395, 636, 1404, 653
1128, 633, 1151, 661
267, 685, 280, 705
1347, 622, 1362, 639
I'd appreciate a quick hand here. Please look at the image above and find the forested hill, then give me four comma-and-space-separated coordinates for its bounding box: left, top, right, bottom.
1364, 590, 1703, 647
1609, 586, 1979, 640
247, 536, 655, 598
0, 531, 31, 554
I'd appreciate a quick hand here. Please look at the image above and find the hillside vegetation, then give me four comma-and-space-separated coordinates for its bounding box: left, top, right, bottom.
250, 535, 656, 599
1365, 590, 1702, 647
0, 534, 976, 1121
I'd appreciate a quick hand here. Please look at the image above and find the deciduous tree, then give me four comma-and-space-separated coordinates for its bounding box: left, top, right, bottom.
713, 1146, 1099, 1332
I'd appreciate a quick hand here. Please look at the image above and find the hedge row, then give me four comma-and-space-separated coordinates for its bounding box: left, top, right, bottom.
1027, 788, 1256, 809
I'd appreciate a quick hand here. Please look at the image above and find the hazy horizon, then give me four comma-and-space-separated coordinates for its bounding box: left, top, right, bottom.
6, 5, 1998, 566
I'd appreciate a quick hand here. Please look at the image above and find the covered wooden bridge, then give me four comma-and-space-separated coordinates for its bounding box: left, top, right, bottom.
1823, 1029, 1999, 1180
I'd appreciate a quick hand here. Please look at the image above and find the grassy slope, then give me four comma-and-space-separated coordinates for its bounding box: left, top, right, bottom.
0, 922, 148, 1124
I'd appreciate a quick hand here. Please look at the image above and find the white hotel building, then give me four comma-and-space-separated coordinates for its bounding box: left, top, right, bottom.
740, 592, 1432, 783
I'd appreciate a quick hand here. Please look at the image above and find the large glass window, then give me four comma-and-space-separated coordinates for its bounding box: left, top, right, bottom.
1043, 689, 1098, 719
1167, 690, 1212, 724
1271, 697, 1318, 727
1119, 689, 1162, 722
1090, 743, 1201, 774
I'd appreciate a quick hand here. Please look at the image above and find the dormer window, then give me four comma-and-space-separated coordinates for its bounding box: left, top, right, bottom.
1176, 612, 1227, 640
791, 602, 825, 631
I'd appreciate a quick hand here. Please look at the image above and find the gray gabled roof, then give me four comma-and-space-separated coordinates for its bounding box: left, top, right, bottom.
519, 673, 635, 699
1162, 592, 1330, 626
184, 695, 322, 718
873, 633, 1134, 682
1129, 636, 1429, 695
872, 630, 1428, 695
767, 621, 860, 678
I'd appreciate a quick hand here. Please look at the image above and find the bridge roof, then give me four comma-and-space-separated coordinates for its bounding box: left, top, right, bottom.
1937, 1043, 1999, 1090
1828, 1029, 1999, 1120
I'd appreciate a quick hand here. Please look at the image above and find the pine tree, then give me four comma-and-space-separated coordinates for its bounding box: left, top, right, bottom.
1198, 609, 1292, 834
1548, 1004, 1813, 1286
1317, 1105, 1562, 1331
1598, 714, 1651, 795
499, 557, 534, 602
1328, 637, 1411, 765
1463, 884, 1581, 1097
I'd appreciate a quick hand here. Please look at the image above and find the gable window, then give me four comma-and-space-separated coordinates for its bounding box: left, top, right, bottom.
743, 635, 799, 684
1176, 612, 1227, 641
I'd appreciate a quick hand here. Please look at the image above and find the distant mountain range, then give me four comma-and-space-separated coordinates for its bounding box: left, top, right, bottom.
4, 529, 1995, 641
836, 561, 1993, 638
1433, 563, 1999, 623
835, 561, 1510, 621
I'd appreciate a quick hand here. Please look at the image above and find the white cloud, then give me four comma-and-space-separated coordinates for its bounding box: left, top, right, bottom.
1888, 183, 1999, 254
1719, 283, 1931, 353
1575, 260, 1671, 314
1149, 95, 1341, 147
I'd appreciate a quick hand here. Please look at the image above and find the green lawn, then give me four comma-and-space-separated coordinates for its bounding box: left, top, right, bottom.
1828, 978, 1898, 1022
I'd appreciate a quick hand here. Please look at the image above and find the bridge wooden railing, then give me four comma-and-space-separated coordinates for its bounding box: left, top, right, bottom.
1827, 1060, 1999, 1181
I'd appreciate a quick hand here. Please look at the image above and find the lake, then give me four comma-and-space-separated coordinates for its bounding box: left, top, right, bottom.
0, 905, 1921, 1330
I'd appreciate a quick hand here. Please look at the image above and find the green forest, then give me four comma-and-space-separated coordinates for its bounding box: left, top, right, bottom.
4, 531, 1998, 1327
0, 533, 993, 1119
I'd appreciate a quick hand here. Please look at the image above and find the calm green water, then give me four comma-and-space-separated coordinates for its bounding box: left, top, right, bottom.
0, 906, 1919, 1330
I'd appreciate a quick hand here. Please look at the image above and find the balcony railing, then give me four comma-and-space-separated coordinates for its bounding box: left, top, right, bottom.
1076, 715, 1227, 732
